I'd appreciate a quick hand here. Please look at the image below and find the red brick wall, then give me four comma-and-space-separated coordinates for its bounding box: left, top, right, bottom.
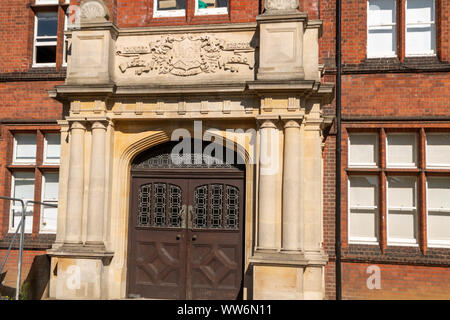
0, 0, 34, 72
342, 73, 450, 118
0, 81, 64, 120
0, 249, 49, 298
342, 262, 450, 300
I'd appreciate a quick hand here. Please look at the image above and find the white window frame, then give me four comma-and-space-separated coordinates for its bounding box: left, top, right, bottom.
62, 13, 68, 67
13, 133, 37, 165
367, 0, 398, 58
35, 0, 59, 4
33, 11, 59, 68
405, 0, 436, 57
386, 132, 417, 168
153, 0, 186, 18
40, 172, 59, 234
348, 176, 379, 245
386, 176, 418, 246
9, 172, 35, 234
43, 133, 61, 165
426, 177, 450, 248
195, 0, 228, 16
348, 133, 379, 168
425, 133, 450, 169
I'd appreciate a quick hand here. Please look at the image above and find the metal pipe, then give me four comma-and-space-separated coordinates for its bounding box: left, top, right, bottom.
335, 0, 343, 300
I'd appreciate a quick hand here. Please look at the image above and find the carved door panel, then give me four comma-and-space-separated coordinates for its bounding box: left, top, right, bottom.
127, 178, 188, 299
187, 179, 244, 300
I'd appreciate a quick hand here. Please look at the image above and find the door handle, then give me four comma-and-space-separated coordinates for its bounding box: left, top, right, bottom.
188, 205, 193, 229
176, 234, 181, 240
192, 235, 197, 241
180, 204, 187, 228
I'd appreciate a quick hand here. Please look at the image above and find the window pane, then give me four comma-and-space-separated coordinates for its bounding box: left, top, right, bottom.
36, 45, 57, 64
11, 172, 35, 233
45, 133, 61, 162
368, 27, 396, 57
428, 212, 450, 242
158, 0, 186, 10
41, 206, 57, 232
349, 134, 378, 166
198, 0, 228, 9
406, 25, 435, 54
350, 209, 378, 239
388, 210, 417, 241
44, 173, 59, 200
406, 0, 434, 24
426, 134, 450, 167
13, 173, 35, 200
368, 0, 396, 25
387, 134, 417, 167
427, 178, 450, 210
15, 133, 37, 163
349, 176, 378, 207
37, 12, 58, 37
387, 176, 416, 208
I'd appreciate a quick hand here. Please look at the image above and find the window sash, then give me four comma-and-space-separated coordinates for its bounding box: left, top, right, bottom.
10, 173, 35, 233
153, 0, 186, 17
405, 0, 436, 56
367, 0, 397, 58
387, 176, 418, 244
348, 133, 379, 167
195, 0, 228, 15
386, 133, 417, 168
348, 176, 379, 243
426, 133, 450, 168
44, 133, 61, 164
40, 173, 59, 233
33, 12, 58, 67
13, 133, 37, 164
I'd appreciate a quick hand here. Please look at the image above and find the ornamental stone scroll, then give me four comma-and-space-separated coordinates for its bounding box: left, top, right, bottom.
80, 0, 110, 23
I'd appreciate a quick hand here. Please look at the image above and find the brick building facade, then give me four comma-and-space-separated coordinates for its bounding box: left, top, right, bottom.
0, 0, 448, 300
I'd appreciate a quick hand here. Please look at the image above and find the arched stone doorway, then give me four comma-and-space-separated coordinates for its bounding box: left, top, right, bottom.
126, 140, 245, 299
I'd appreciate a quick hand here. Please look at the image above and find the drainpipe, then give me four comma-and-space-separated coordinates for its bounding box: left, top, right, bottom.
335, 0, 342, 300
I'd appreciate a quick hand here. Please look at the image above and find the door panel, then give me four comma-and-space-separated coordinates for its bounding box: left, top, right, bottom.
127, 178, 188, 299
187, 179, 244, 300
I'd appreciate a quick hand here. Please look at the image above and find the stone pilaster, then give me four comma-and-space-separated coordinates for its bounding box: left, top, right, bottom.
281, 118, 302, 252
85, 120, 108, 247
64, 121, 86, 245
256, 118, 280, 251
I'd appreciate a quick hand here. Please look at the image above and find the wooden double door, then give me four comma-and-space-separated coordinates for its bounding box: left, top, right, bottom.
127, 171, 244, 300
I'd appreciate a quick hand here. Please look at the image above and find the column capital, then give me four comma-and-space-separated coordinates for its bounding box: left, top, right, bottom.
281, 116, 303, 128
257, 115, 279, 128
91, 120, 108, 130
70, 120, 87, 131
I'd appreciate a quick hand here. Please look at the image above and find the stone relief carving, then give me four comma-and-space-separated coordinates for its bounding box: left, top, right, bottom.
116, 34, 255, 76
265, 0, 298, 11
80, 0, 110, 22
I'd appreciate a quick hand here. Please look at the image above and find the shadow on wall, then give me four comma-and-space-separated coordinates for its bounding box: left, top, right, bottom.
0, 254, 50, 300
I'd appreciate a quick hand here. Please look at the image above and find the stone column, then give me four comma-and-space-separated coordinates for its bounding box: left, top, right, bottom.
64, 121, 86, 244
281, 118, 302, 252
86, 120, 108, 246
303, 116, 323, 253
257, 119, 279, 251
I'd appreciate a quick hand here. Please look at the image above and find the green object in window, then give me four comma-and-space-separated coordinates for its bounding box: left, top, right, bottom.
198, 0, 208, 8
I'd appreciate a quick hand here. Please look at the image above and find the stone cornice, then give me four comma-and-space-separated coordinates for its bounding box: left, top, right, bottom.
118, 23, 258, 36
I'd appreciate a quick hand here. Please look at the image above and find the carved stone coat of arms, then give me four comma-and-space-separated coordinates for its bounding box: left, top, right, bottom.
116, 34, 254, 76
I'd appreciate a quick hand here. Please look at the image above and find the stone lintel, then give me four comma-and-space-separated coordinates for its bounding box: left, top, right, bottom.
250, 251, 328, 267
248, 80, 317, 95
256, 12, 308, 24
